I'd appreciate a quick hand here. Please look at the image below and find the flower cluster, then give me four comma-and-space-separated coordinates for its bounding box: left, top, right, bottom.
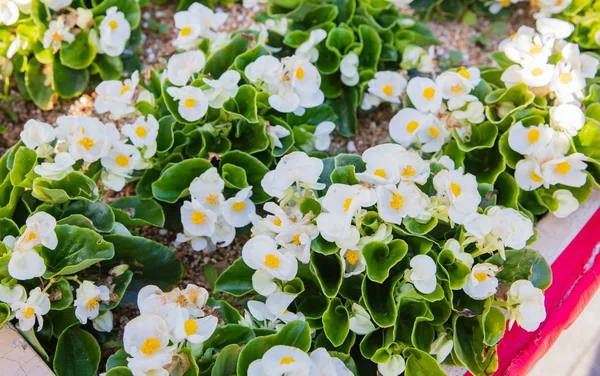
247, 346, 354, 375
173, 3, 228, 51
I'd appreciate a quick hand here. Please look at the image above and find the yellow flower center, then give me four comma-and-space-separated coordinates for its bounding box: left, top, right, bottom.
115, 154, 130, 167
280, 356, 295, 365
52, 33, 62, 42
343, 198, 352, 212
86, 298, 100, 311
559, 72, 572, 84
474, 272, 488, 282
450, 182, 462, 197
530, 171, 543, 183
27, 231, 37, 241
374, 168, 387, 178
389, 193, 404, 210
529, 45, 542, 55
406, 121, 419, 133
184, 98, 196, 108
291, 233, 302, 246
344, 250, 359, 265
382, 84, 393, 97
457, 68, 471, 79
295, 67, 305, 80
232, 201, 246, 212
22, 307, 35, 319
555, 161, 571, 175
135, 126, 147, 138
531, 68, 544, 77
205, 193, 218, 205
450, 84, 464, 95
556, 0, 563, 5
109, 20, 118, 31
273, 218, 282, 226
428, 127, 440, 138
78, 137, 95, 151
264, 254, 281, 269
180, 27, 192, 37
191, 211, 205, 225
500, 0, 510, 6
120, 85, 131, 95
140, 337, 161, 356
401, 165, 417, 178
422, 87, 435, 100
527, 128, 540, 144
176, 295, 189, 307
184, 319, 198, 336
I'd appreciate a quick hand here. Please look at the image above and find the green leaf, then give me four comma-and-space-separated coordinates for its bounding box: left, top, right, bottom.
106, 350, 128, 370
52, 56, 89, 99
203, 324, 255, 350
329, 87, 359, 137
403, 217, 438, 235
363, 240, 408, 283
41, 225, 115, 278
403, 348, 446, 376
60, 32, 96, 70
105, 367, 133, 376
453, 315, 498, 376
207, 299, 243, 324
0, 303, 10, 327
299, 198, 322, 217
453, 122, 498, 152
32, 172, 99, 205
48, 308, 79, 338
463, 145, 506, 185
48, 278, 74, 310
9, 147, 37, 188
362, 272, 402, 327
494, 172, 519, 210
330, 165, 360, 185
436, 249, 470, 289
111, 196, 165, 227
481, 305, 506, 347
223, 85, 259, 123
358, 24, 382, 70
212, 344, 241, 376
487, 249, 552, 290
220, 151, 270, 203
205, 34, 252, 78
322, 297, 350, 347
215, 258, 255, 296
62, 200, 115, 232
93, 54, 124, 80
498, 131, 522, 169
53, 327, 101, 376
152, 158, 213, 203
310, 252, 343, 298
25, 59, 53, 110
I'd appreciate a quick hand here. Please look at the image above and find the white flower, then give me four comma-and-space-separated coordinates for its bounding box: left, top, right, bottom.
340, 241, 366, 278
537, 0, 571, 15
99, 7, 131, 57
312, 121, 335, 151
11, 287, 50, 331
223, 187, 256, 228
378, 355, 406, 376
487, 0, 518, 14
74, 281, 111, 324
407, 77, 442, 113
15, 212, 58, 251
515, 158, 546, 191
430, 334, 454, 364
251, 292, 304, 325
456, 67, 481, 88
267, 124, 291, 149
248, 345, 316, 376
261, 152, 324, 198
42, 17, 75, 53
349, 303, 375, 335
0, 284, 26, 305
356, 145, 403, 186
463, 263, 500, 300
433, 168, 481, 224
321, 183, 371, 220
508, 121, 554, 156
41, 0, 70, 12
437, 71, 472, 100
269, 56, 324, 113
296, 29, 327, 62
244, 55, 281, 89
551, 189, 579, 218
34, 152, 76, 181
124, 314, 173, 375
20, 120, 56, 157
122, 115, 160, 158
173, 3, 227, 50
93, 311, 113, 332
541, 153, 588, 187
508, 280, 546, 332
76, 7, 93, 29
519, 61, 555, 88
67, 117, 119, 163
550, 63, 586, 100
367, 71, 407, 105
101, 143, 142, 191
180, 199, 218, 237
242, 235, 298, 281
389, 108, 431, 147
167, 50, 206, 86
0, 0, 20, 26
406, 254, 437, 294
418, 116, 450, 153
377, 182, 430, 225
167, 86, 209, 122
443, 239, 474, 268
536, 18, 574, 39
174, 315, 218, 344
316, 213, 355, 244
252, 268, 279, 297
8, 249, 46, 280
340, 53, 359, 86
203, 70, 240, 109
189, 167, 225, 212
549, 104, 585, 137
94, 71, 140, 117
452, 99, 485, 124
310, 348, 354, 375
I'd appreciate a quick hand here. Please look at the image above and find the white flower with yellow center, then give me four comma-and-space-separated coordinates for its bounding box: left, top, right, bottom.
122, 115, 160, 158
173, 9, 203, 50
519, 60, 555, 88
321, 183, 371, 220
541, 153, 588, 187
456, 67, 481, 88
101, 143, 142, 191
269, 56, 324, 113
261, 152, 324, 199
367, 71, 407, 105
463, 263, 500, 300
167, 50, 206, 86
11, 287, 50, 331
174, 314, 218, 344
74, 280, 110, 324
550, 62, 586, 100
316, 213, 355, 244
20, 120, 56, 157
418, 116, 450, 153
124, 314, 173, 375
508, 121, 554, 156
242, 235, 298, 281
42, 17, 75, 53
244, 55, 281, 91
377, 182, 430, 225
405, 254, 437, 294
311, 348, 354, 375
296, 29, 327, 63
167, 86, 209, 122
407, 77, 442, 113
99, 7, 131, 57
68, 118, 119, 163
508, 280, 546, 331
433, 168, 481, 225
248, 345, 316, 376
189, 167, 225, 214
537, 0, 571, 15
340, 244, 366, 278
223, 187, 256, 228
536, 17, 574, 40
515, 157, 546, 191
389, 108, 432, 148
437, 71, 471, 100
15, 212, 57, 251
180, 199, 218, 237
355, 143, 406, 186
348, 303, 375, 335
94, 71, 139, 117
204, 70, 241, 109
551, 189, 579, 218
340, 53, 360, 86
34, 153, 76, 181
275, 220, 318, 264
549, 104, 585, 137
397, 150, 430, 185
41, 0, 70, 11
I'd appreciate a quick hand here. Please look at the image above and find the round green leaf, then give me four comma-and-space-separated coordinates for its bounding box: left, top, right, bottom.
53, 327, 101, 376
152, 158, 213, 203
322, 297, 350, 347
363, 240, 408, 283
60, 32, 96, 69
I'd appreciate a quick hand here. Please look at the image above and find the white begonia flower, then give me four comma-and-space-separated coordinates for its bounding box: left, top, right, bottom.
515, 158, 546, 191
244, 55, 281, 90
42, 17, 75, 53
456, 67, 481, 88
180, 199, 218, 237
267, 124, 291, 149
487, 0, 518, 14
378, 354, 406, 376
203, 70, 241, 109
68, 118, 119, 163
94, 71, 140, 117
321, 183, 371, 220
537, 0, 571, 15
356, 147, 402, 186
122, 115, 160, 158
406, 254, 437, 294
174, 315, 218, 344
247, 345, 316, 376
550, 63, 586, 100
452, 99, 485, 124
167, 86, 209, 122
437, 71, 471, 100
551, 189, 579, 218
261, 151, 324, 198
15, 212, 57, 251
11, 287, 50, 332
275, 221, 319, 264
210, 217, 237, 249
35, 153, 75, 182
92, 310, 113, 332
580, 54, 599, 79
535, 18, 574, 39
124, 314, 173, 375
443, 239, 474, 268
500, 64, 524, 88
0, 284, 26, 305
312, 121, 335, 151
463, 263, 500, 300
191, 3, 227, 39
400, 45, 428, 71
8, 249, 46, 280
99, 7, 131, 57
508, 280, 546, 331
242, 235, 298, 281
189, 167, 225, 212
549, 104, 585, 137
269, 56, 324, 113
252, 268, 279, 297
377, 182, 430, 225
0, 1, 20, 26
519, 61, 555, 88
367, 71, 408, 105
349, 303, 375, 335
433, 168, 481, 225
508, 121, 554, 156
311, 348, 354, 375
296, 29, 327, 63
101, 143, 142, 191
407, 77, 442, 113
41, 0, 70, 11
389, 108, 432, 147
173, 7, 203, 50
74, 280, 111, 324
76, 7, 93, 29
397, 150, 430, 185
167, 50, 206, 86
418, 116, 450, 153
20, 120, 56, 157
430, 334, 454, 364
340, 240, 366, 277
340, 53, 360, 86
360, 93, 383, 111
316, 213, 355, 244
223, 187, 256, 228
542, 153, 588, 187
